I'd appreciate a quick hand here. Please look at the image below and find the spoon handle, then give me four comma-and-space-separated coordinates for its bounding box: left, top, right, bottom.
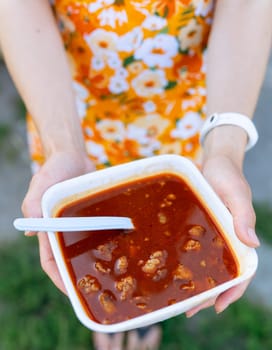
13, 216, 134, 232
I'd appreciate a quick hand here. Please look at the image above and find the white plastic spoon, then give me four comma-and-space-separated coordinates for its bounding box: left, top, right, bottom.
13, 216, 134, 232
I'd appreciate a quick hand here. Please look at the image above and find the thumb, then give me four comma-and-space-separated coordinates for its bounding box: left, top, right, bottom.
21, 171, 56, 235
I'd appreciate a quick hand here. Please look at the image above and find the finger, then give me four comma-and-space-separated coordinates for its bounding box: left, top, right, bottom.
126, 327, 162, 350
22, 171, 53, 218
22, 156, 95, 219
38, 232, 67, 295
24, 230, 37, 237
92, 332, 125, 350
207, 167, 259, 248
233, 204, 259, 247
141, 325, 162, 350
92, 332, 111, 350
202, 160, 259, 248
223, 189, 259, 247
111, 333, 125, 350
214, 279, 251, 314
22, 173, 54, 236
186, 297, 217, 318
126, 330, 140, 350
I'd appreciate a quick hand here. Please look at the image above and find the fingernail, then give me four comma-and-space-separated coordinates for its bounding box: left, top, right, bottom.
248, 228, 260, 247
24, 231, 35, 237
186, 309, 198, 318
215, 306, 224, 314
215, 304, 228, 314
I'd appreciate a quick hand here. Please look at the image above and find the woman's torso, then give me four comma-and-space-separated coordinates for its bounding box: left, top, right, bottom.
28, 0, 214, 169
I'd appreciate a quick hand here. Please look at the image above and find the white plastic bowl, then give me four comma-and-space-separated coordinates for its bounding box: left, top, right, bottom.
41, 154, 258, 333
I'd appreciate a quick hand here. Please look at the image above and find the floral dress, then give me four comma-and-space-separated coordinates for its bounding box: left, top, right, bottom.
27, 0, 214, 170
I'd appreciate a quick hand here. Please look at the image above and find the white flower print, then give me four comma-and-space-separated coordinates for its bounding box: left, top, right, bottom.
117, 27, 143, 52
196, 87, 206, 96
187, 87, 207, 97
132, 113, 169, 138
91, 56, 105, 71
131, 69, 167, 97
130, 0, 151, 16
142, 15, 167, 31
73, 82, 89, 120
88, 0, 115, 13
159, 141, 182, 155
127, 125, 150, 144
187, 88, 196, 95
109, 76, 129, 94
127, 114, 169, 153
73, 81, 89, 100
143, 100, 156, 113
171, 112, 203, 139
127, 124, 162, 156
85, 29, 118, 55
193, 0, 214, 17
75, 98, 87, 120
85, 126, 94, 137
181, 98, 197, 110
86, 140, 108, 164
91, 51, 122, 71
106, 51, 122, 69
58, 14, 75, 32
201, 49, 208, 73
139, 140, 161, 157
98, 7, 128, 28
96, 119, 126, 141
177, 19, 203, 51
115, 68, 128, 79
134, 34, 178, 68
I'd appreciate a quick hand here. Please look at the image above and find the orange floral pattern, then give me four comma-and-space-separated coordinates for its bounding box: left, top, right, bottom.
28, 0, 214, 169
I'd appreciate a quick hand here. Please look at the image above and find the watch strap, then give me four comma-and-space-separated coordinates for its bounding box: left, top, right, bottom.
199, 112, 259, 151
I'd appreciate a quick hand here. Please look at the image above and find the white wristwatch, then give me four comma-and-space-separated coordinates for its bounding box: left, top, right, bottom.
199, 112, 259, 151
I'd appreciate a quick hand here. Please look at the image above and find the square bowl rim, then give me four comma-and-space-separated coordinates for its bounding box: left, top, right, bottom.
41, 154, 258, 333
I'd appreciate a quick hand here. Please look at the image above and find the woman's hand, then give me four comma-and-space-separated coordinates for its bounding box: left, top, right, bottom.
196, 0, 272, 320
186, 153, 259, 317
21, 151, 95, 295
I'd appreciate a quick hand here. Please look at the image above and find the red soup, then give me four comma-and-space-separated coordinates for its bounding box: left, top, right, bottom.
56, 173, 238, 325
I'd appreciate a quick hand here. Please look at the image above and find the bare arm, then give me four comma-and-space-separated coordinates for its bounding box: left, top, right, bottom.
0, 0, 85, 156
0, 1, 94, 294
188, 0, 272, 317
205, 0, 272, 162
203, 0, 272, 238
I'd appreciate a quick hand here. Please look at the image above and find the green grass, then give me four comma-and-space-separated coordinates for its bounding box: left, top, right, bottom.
0, 123, 11, 144
0, 237, 91, 350
0, 227, 272, 350
161, 301, 272, 350
254, 202, 272, 245
14, 97, 27, 121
